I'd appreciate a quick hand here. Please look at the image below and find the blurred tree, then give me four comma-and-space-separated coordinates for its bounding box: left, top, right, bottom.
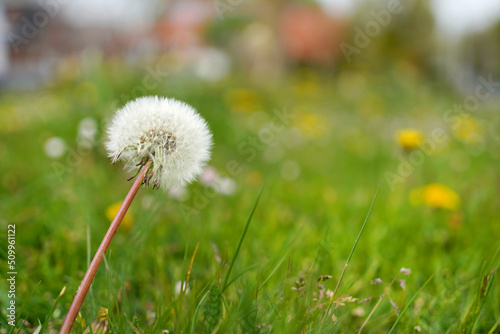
339, 0, 437, 76
460, 21, 500, 79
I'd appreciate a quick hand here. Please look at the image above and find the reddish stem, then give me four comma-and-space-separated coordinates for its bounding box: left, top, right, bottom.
60, 162, 151, 334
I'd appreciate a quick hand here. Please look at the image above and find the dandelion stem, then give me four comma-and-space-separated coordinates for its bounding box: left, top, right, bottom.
59, 162, 151, 334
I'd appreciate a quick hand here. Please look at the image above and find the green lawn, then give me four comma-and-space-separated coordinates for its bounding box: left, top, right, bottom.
0, 63, 499, 333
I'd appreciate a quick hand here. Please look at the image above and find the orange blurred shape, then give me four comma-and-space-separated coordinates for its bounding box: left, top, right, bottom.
278, 5, 345, 66
154, 1, 214, 50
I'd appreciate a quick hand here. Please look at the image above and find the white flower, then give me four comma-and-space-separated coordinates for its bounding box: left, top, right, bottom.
212, 176, 237, 195
77, 117, 98, 149
44, 137, 66, 158
200, 166, 218, 186
400, 267, 412, 275
195, 48, 230, 82
175, 281, 190, 295
168, 185, 188, 201
105, 96, 212, 189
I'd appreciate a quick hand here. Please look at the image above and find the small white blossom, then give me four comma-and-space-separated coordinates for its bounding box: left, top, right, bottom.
105, 96, 212, 189
195, 48, 230, 82
352, 307, 365, 317
200, 166, 218, 186
400, 267, 412, 275
175, 281, 190, 295
212, 176, 237, 195
371, 278, 384, 285
168, 185, 188, 201
78, 117, 98, 149
44, 137, 66, 158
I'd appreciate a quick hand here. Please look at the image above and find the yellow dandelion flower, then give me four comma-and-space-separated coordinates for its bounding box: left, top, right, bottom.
225, 89, 262, 113
397, 129, 423, 150
293, 108, 327, 138
410, 183, 460, 210
105, 202, 133, 230
453, 116, 483, 143
84, 307, 109, 334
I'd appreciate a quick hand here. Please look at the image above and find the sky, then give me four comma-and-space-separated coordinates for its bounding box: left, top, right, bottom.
430, 0, 500, 37
60, 0, 500, 37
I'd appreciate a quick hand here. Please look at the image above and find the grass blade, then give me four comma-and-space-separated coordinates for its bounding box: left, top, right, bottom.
387, 272, 435, 334
332, 181, 381, 298
8, 281, 40, 334
222, 188, 263, 292
319, 181, 381, 329
39, 286, 67, 334
190, 289, 210, 334
458, 255, 499, 333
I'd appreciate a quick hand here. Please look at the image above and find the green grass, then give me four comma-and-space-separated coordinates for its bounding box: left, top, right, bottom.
0, 63, 499, 333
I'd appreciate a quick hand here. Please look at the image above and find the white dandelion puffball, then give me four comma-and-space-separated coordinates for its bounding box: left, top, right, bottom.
105, 96, 212, 189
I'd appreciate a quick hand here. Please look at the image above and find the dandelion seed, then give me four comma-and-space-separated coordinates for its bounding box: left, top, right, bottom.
106, 96, 213, 190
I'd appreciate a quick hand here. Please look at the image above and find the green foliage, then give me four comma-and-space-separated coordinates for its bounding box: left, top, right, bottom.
0, 64, 499, 333
202, 285, 222, 334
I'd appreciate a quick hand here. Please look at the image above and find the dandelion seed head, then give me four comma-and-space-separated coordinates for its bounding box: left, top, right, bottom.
105, 96, 213, 190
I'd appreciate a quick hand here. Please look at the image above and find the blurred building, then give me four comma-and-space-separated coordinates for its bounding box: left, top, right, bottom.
278, 4, 346, 67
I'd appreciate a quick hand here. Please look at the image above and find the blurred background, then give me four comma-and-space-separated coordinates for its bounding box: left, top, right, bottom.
1, 0, 500, 91
1, 0, 500, 331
